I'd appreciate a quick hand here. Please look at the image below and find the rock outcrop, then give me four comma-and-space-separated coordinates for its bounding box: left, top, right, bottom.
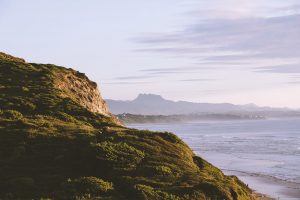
53, 69, 110, 116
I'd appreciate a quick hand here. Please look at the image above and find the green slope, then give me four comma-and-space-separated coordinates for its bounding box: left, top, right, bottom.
0, 52, 254, 200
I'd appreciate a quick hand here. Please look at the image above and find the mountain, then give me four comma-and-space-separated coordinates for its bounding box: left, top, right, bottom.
0, 52, 254, 199
106, 94, 284, 115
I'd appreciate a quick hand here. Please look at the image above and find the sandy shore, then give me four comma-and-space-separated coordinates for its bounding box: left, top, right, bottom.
252, 192, 275, 200
224, 170, 300, 200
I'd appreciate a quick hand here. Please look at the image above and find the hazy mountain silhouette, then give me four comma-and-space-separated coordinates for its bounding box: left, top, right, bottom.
106, 93, 286, 115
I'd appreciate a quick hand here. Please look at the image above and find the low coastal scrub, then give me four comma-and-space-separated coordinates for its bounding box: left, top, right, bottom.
60, 177, 114, 198
0, 53, 254, 199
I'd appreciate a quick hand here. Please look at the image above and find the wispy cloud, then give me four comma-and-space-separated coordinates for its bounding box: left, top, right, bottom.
179, 78, 213, 82
135, 14, 300, 64
275, 4, 300, 13
256, 63, 300, 74
288, 81, 300, 84
103, 81, 151, 85
140, 66, 218, 74
114, 75, 157, 80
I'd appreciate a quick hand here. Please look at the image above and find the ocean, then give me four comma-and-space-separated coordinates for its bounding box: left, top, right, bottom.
129, 118, 300, 200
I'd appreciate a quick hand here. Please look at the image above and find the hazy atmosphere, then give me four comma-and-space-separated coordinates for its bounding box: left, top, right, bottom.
1, 0, 300, 107
1, 1, 300, 199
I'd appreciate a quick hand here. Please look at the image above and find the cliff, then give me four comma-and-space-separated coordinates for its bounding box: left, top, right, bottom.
0, 52, 254, 200
52, 68, 110, 116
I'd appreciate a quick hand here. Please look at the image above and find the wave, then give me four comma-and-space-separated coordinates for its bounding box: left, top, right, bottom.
223, 169, 300, 185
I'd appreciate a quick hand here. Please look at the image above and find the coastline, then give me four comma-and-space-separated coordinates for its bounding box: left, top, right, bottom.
128, 121, 300, 200
224, 170, 300, 200
252, 192, 275, 200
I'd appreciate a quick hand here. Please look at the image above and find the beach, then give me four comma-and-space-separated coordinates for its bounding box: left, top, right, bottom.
252, 192, 274, 200
200, 151, 300, 200
225, 170, 300, 200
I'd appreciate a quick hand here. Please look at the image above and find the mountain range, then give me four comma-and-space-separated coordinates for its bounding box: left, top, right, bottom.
106, 93, 288, 115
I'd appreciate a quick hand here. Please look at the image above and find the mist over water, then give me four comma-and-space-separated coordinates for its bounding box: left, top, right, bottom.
129, 118, 300, 199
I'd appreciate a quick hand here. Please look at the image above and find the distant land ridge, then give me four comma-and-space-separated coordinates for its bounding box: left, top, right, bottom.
106, 93, 288, 115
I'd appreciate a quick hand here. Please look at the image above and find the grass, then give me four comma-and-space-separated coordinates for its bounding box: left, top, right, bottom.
0, 52, 254, 200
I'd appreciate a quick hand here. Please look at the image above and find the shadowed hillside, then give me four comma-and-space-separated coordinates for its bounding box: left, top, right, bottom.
0, 52, 254, 199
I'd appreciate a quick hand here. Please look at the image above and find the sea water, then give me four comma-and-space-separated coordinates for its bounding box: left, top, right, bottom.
129, 118, 300, 199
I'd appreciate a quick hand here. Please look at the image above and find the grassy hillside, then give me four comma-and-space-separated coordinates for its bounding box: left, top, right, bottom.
0, 52, 254, 200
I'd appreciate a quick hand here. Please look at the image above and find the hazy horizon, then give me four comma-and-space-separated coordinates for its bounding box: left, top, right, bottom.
1, 0, 300, 108
106, 93, 299, 110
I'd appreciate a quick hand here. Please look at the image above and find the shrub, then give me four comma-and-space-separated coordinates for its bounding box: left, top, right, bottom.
21, 86, 29, 92
61, 177, 113, 197
195, 182, 227, 199
155, 166, 172, 175
134, 184, 179, 200
92, 141, 145, 168
0, 109, 23, 120
55, 112, 77, 122
158, 132, 182, 143
23, 102, 36, 112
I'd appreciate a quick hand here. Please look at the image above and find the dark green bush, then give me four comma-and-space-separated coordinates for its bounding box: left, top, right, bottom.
55, 112, 77, 122
22, 86, 30, 92
159, 132, 182, 143
0, 109, 23, 120
155, 165, 172, 175
61, 177, 113, 198
92, 141, 145, 168
134, 184, 180, 200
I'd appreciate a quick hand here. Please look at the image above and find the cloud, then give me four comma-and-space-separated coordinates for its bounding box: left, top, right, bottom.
112, 66, 215, 82
103, 81, 151, 85
135, 47, 213, 54
275, 4, 300, 13
114, 75, 157, 80
179, 78, 213, 82
185, 9, 255, 20
135, 14, 300, 64
108, 75, 156, 84
140, 66, 218, 74
128, 2, 300, 88
288, 81, 300, 84
256, 63, 300, 73
193, 61, 250, 65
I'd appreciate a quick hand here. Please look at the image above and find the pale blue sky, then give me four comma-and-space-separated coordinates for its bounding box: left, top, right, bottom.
1, 0, 300, 107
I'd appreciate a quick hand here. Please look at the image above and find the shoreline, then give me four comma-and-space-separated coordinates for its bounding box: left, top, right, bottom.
252, 192, 275, 200
224, 169, 300, 200
128, 122, 300, 200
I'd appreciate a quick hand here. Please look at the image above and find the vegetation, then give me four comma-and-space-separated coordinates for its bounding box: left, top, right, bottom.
0, 52, 254, 199
116, 113, 264, 124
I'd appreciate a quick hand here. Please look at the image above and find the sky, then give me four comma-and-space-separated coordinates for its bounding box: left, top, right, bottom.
1, 0, 300, 108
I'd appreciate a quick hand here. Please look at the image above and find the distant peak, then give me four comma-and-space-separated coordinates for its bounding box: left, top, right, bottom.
134, 93, 165, 101
243, 103, 258, 108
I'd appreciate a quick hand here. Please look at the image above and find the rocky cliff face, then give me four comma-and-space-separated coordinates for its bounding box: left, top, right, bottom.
0, 52, 111, 117
53, 69, 110, 116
